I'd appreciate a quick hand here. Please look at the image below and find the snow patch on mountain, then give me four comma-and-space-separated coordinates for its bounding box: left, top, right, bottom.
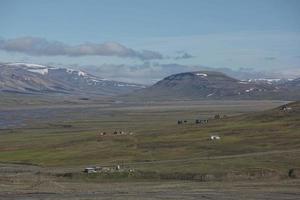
195, 73, 208, 77
27, 68, 49, 75
7, 63, 50, 75
78, 71, 86, 76
239, 81, 249, 84
66, 68, 87, 76
7, 63, 47, 69
207, 93, 215, 97
245, 88, 255, 93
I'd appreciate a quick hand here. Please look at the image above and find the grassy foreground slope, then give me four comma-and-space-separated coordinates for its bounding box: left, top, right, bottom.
0, 101, 299, 179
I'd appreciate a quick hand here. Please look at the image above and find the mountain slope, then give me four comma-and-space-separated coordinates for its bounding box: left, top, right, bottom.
0, 63, 144, 96
124, 71, 300, 100
125, 71, 273, 100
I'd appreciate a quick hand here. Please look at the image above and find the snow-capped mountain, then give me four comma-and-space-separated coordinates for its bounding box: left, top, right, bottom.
0, 63, 145, 95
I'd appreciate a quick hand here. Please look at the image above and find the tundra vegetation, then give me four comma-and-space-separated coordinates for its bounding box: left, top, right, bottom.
0, 98, 299, 199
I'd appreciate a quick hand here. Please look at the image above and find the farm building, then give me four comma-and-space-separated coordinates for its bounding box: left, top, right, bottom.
210, 135, 221, 140
84, 167, 97, 173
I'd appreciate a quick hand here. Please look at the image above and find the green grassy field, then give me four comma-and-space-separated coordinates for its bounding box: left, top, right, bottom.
0, 100, 299, 181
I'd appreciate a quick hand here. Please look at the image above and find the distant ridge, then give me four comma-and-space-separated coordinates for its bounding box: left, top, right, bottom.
0, 62, 145, 96
122, 71, 300, 101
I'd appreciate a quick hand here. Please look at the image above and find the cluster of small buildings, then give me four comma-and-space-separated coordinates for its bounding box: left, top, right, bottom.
177, 113, 229, 125
176, 117, 222, 140
84, 165, 134, 174
195, 119, 209, 124
214, 114, 228, 119
177, 119, 209, 125
99, 131, 134, 136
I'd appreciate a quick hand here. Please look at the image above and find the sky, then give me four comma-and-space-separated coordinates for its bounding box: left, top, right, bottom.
0, 0, 300, 84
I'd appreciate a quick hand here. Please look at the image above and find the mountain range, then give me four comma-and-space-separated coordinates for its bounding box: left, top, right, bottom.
0, 62, 299, 100
0, 63, 144, 96
123, 71, 300, 100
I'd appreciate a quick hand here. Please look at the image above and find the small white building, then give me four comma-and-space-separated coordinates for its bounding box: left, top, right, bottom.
84, 167, 97, 173
210, 135, 221, 140
284, 107, 292, 111
281, 105, 293, 111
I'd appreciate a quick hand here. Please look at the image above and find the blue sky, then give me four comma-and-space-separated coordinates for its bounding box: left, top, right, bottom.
0, 0, 300, 83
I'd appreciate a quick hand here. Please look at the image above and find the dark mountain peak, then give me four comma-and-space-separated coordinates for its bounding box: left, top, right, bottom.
153, 71, 238, 89
162, 71, 236, 80
157, 71, 237, 84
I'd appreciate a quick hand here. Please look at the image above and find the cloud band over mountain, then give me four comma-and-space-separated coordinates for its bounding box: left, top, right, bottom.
0, 37, 163, 60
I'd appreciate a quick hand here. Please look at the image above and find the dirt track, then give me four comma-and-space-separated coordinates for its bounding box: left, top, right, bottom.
1, 180, 300, 200
1, 163, 300, 200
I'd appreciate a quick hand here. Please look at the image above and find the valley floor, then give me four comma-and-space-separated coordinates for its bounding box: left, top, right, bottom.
0, 99, 299, 199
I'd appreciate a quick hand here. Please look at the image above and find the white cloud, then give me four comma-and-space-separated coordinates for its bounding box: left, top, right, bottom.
0, 36, 163, 60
